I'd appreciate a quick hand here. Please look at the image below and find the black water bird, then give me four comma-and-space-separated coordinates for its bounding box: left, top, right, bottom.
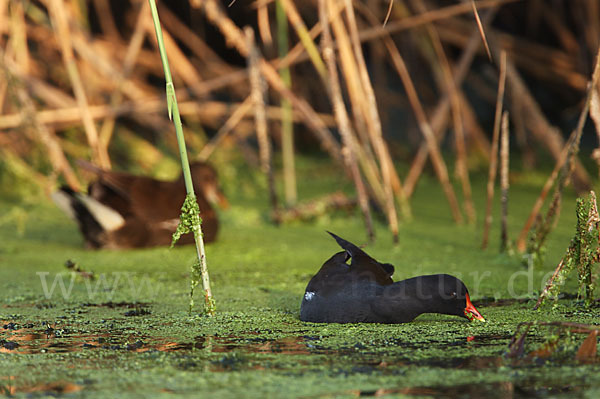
300, 232, 485, 324
52, 162, 227, 249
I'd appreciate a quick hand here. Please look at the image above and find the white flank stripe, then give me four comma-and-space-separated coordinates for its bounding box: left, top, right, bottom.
51, 191, 77, 220
76, 194, 125, 232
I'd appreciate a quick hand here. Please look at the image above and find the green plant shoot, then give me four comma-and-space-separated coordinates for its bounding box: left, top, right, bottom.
536, 191, 599, 309
147, 0, 215, 315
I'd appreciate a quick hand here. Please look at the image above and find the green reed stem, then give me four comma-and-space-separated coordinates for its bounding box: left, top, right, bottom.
148, 0, 214, 315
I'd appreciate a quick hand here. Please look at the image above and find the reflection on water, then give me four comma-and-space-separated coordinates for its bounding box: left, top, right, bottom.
1, 319, 314, 355
0, 318, 592, 398
355, 381, 580, 399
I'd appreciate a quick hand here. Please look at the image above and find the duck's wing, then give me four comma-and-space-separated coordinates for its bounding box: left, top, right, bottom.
79, 160, 173, 219
78, 160, 131, 200
326, 232, 394, 284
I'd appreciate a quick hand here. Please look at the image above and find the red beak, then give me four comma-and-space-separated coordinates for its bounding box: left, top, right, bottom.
464, 293, 485, 322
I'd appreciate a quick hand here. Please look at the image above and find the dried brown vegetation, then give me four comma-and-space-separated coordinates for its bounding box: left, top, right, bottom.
1, 0, 600, 244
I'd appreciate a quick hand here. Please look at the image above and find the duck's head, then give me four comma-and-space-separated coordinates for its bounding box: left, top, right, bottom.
424, 274, 485, 322
189, 162, 228, 209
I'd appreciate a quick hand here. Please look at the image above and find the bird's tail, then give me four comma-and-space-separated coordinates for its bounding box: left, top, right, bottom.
326, 231, 368, 258
52, 186, 125, 247
326, 231, 395, 277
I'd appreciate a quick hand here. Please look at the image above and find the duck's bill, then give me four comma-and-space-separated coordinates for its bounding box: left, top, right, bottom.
216, 192, 229, 209
207, 188, 229, 209
464, 293, 485, 322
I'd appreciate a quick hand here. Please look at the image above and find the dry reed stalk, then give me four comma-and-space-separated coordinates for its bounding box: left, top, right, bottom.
199, 0, 343, 164
490, 39, 592, 193
370, 6, 463, 222
0, 2, 14, 112
266, 0, 510, 82
2, 54, 80, 190
518, 46, 600, 254
436, 20, 587, 91
187, 70, 246, 97
470, 0, 492, 61
274, 0, 345, 72
91, 0, 120, 41
257, 0, 512, 110
509, 96, 536, 169
325, 5, 377, 171
68, 36, 147, 100
257, 0, 273, 47
354, 3, 428, 217
325, 2, 391, 220
387, 44, 463, 223
9, 1, 29, 73
438, 14, 577, 73
145, 22, 206, 96
574, 47, 600, 134
157, 4, 236, 78
279, 0, 327, 79
68, 0, 89, 29
402, 8, 497, 198
585, 1, 600, 55
276, 0, 297, 207
0, 98, 336, 131
449, 89, 476, 225
343, 0, 402, 238
482, 50, 506, 250
367, 0, 389, 136
46, 0, 110, 169
358, 0, 517, 44
329, 3, 369, 143
319, 0, 374, 241
330, 8, 387, 215
383, 0, 393, 26
0, 78, 7, 113
541, 7, 578, 55
99, 0, 150, 155
500, 111, 510, 252
459, 94, 491, 158
184, 0, 491, 103
0, 0, 7, 35
25, 75, 76, 108
86, 39, 164, 77
246, 28, 280, 224
353, 146, 387, 206
412, 0, 475, 224
198, 96, 253, 161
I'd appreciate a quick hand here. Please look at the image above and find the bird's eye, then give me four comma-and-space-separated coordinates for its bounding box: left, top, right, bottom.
450, 292, 457, 298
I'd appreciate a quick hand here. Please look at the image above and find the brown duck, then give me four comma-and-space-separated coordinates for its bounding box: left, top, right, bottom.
52, 162, 227, 249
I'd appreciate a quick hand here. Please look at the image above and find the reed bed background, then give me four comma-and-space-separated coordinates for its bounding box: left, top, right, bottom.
1, 0, 600, 245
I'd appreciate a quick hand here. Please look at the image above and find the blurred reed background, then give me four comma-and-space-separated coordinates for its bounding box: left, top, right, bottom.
1, 0, 599, 243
